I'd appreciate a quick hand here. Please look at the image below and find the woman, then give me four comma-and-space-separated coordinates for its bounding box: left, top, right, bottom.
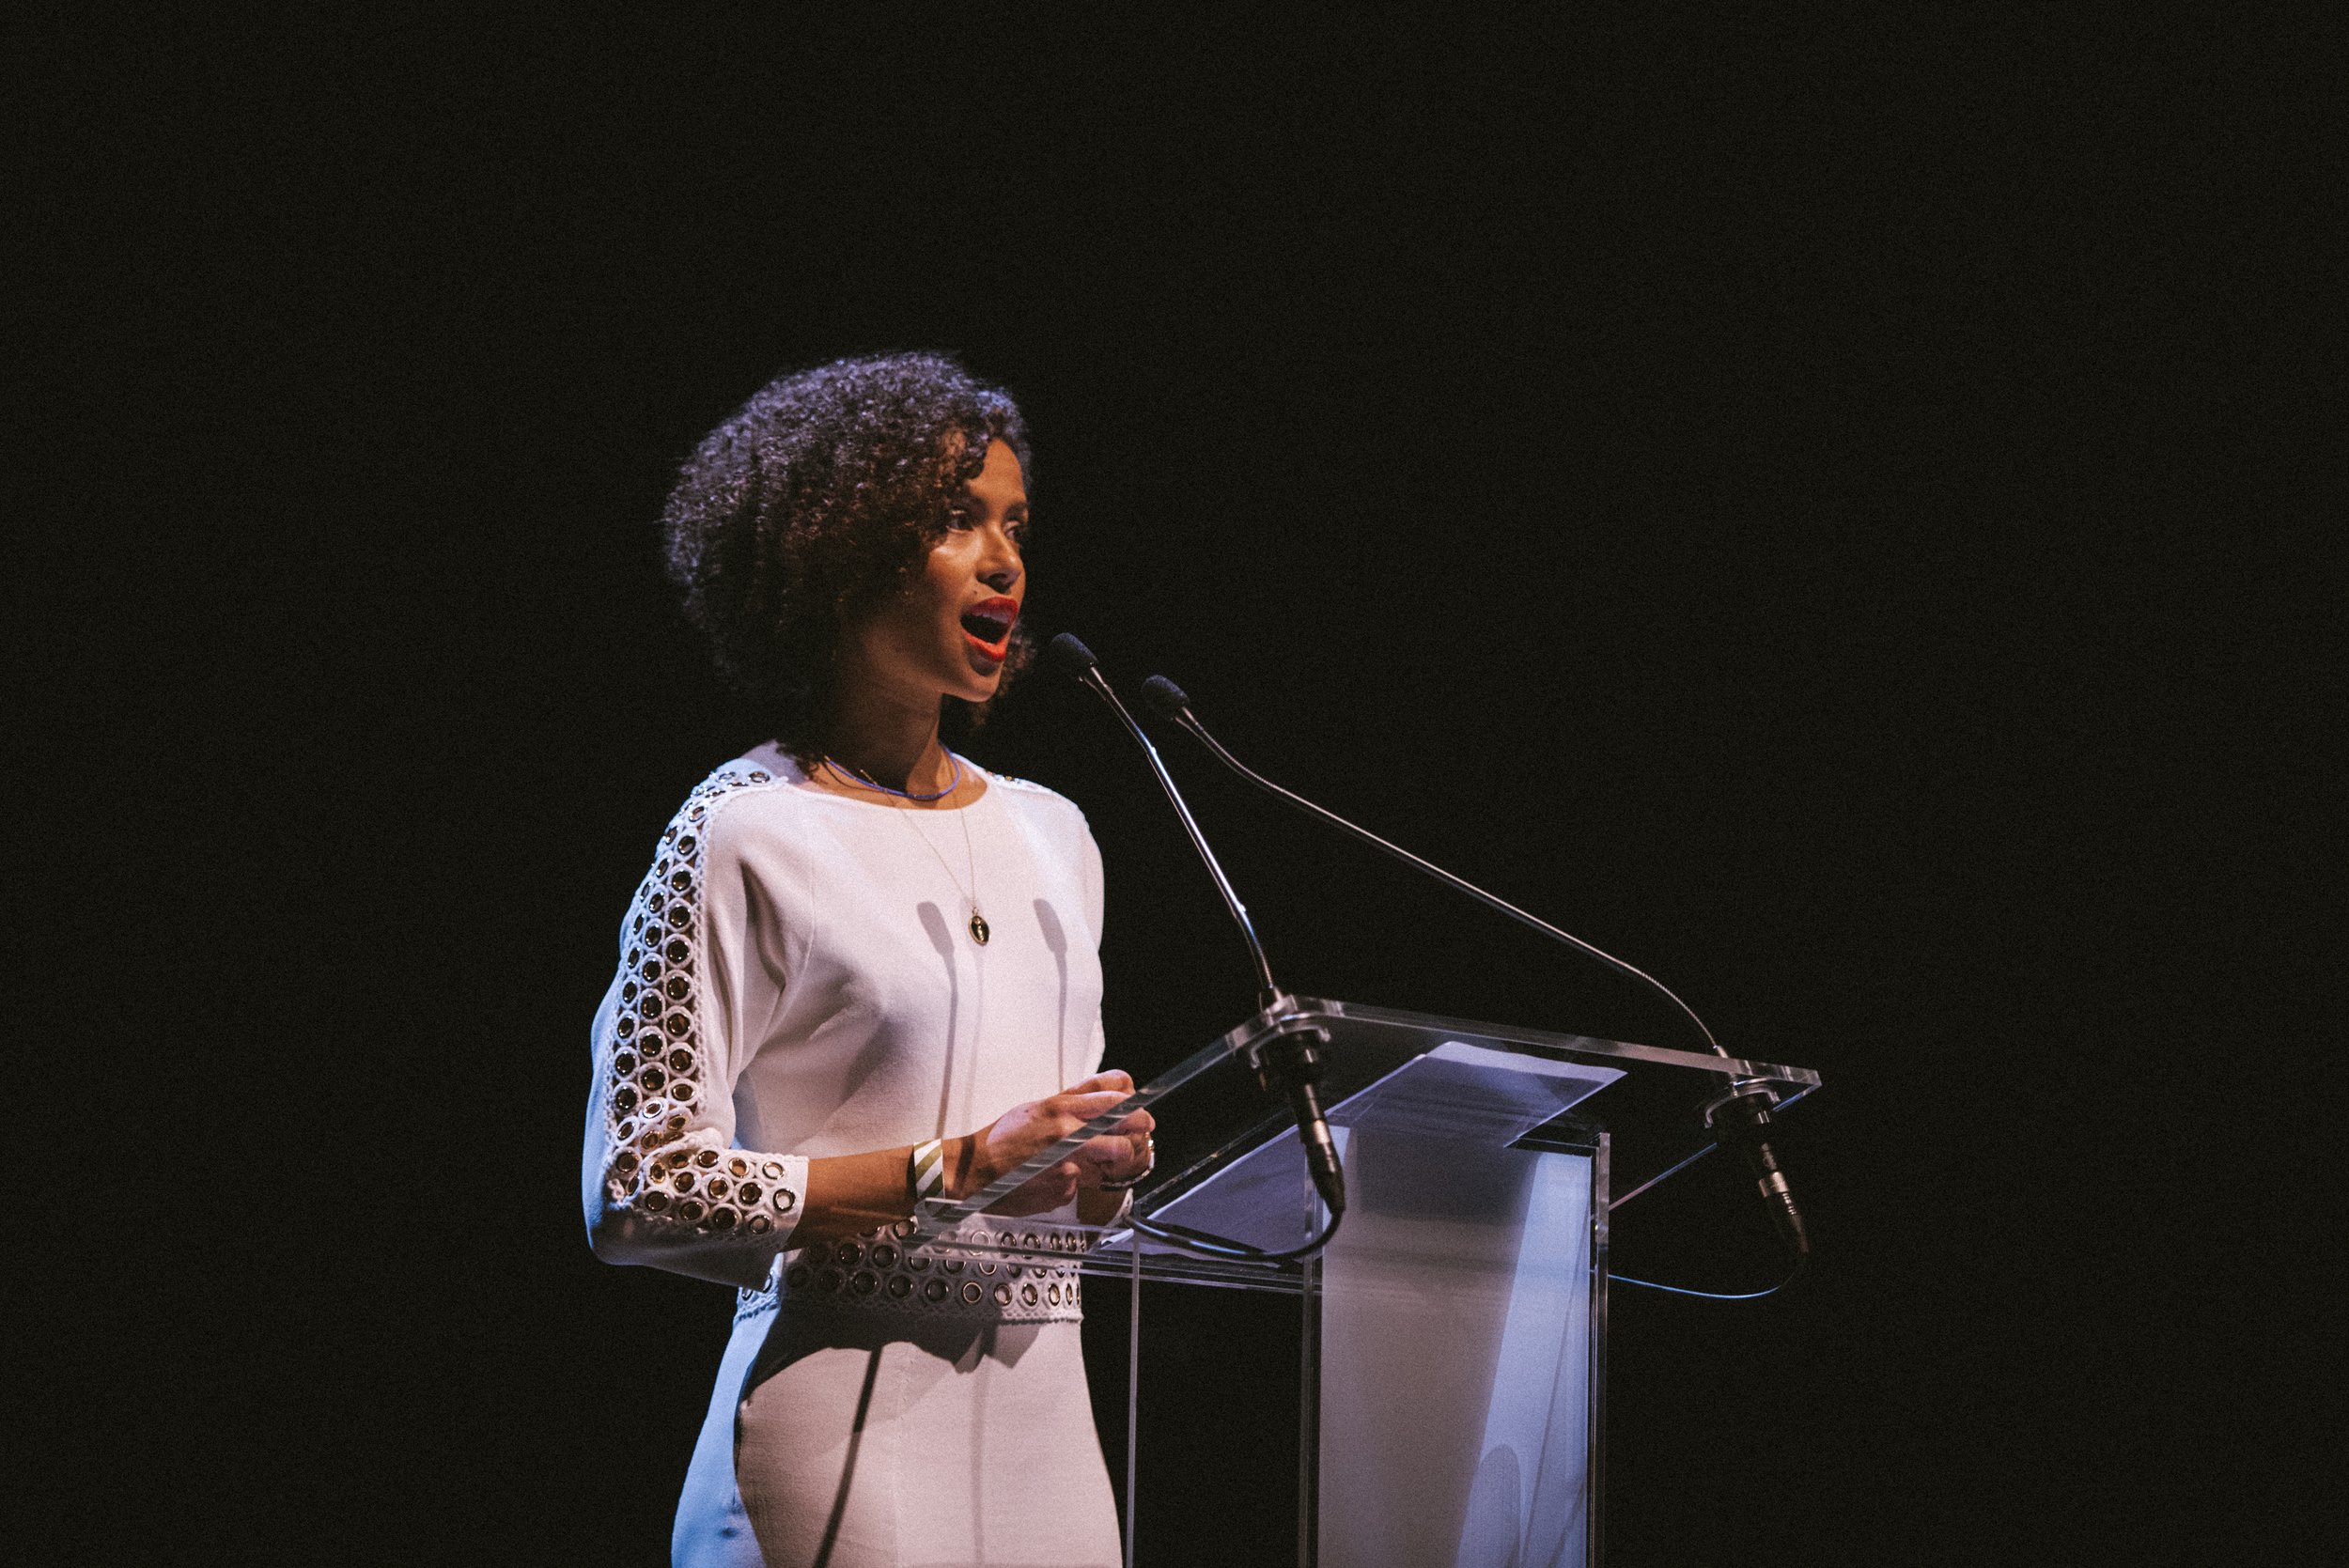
581, 353, 1152, 1567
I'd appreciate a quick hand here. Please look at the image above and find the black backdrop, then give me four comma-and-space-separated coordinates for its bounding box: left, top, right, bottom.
13, 8, 2324, 1565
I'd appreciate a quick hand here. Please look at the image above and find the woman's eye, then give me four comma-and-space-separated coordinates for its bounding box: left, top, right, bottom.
947, 508, 974, 530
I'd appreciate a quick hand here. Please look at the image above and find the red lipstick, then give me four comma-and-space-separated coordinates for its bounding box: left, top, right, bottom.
959, 597, 1019, 661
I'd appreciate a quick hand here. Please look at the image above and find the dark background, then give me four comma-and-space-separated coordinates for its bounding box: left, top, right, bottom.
13, 7, 2326, 1565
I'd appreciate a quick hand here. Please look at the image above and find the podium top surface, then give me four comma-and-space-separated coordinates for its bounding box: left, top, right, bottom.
1238, 995, 1818, 1092
907, 995, 1821, 1275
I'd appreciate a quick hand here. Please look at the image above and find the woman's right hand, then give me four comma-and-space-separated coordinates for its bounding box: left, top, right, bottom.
953, 1070, 1154, 1217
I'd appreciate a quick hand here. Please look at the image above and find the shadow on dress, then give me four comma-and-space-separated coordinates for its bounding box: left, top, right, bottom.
734, 1306, 1044, 1568
917, 901, 960, 1140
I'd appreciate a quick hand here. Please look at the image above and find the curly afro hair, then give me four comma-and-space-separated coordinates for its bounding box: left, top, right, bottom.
661, 352, 1035, 762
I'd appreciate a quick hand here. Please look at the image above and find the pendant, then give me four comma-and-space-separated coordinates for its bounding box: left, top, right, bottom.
969, 908, 990, 946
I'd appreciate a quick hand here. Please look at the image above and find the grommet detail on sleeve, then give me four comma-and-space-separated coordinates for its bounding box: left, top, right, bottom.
590, 765, 804, 1258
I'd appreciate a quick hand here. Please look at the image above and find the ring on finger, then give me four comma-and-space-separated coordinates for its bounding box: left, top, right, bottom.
1099, 1140, 1156, 1193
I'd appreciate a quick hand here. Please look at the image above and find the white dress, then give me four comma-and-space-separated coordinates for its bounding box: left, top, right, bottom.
581, 744, 1123, 1568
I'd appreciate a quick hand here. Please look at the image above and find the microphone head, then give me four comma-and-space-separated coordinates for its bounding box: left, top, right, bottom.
1140, 675, 1193, 720
1045, 632, 1099, 677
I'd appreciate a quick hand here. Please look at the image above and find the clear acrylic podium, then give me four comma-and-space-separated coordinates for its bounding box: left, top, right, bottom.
909, 995, 1822, 1567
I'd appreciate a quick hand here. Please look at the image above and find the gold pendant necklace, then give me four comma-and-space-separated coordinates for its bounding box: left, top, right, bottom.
892, 776, 988, 946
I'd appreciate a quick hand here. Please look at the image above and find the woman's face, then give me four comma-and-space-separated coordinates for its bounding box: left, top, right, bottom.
845, 438, 1029, 710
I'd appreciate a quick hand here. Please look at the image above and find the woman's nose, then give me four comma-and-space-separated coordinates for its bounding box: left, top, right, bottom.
978, 527, 1021, 592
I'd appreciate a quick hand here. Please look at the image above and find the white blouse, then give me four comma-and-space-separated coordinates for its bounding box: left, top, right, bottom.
580, 744, 1108, 1315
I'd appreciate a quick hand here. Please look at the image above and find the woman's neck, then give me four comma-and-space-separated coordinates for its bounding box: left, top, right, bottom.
819, 687, 951, 795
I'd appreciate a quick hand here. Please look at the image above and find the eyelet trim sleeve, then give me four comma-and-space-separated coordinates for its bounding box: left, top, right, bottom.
584, 764, 807, 1288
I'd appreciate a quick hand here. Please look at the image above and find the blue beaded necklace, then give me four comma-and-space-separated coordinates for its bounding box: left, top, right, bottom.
822, 752, 963, 802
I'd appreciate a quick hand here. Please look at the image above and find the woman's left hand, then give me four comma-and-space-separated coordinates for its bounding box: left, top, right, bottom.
957, 1071, 1154, 1216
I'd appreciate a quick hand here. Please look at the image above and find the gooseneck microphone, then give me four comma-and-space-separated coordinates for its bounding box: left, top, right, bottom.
1138, 673, 1808, 1262
1140, 675, 1724, 1054
1046, 636, 1277, 1007
1046, 635, 1346, 1234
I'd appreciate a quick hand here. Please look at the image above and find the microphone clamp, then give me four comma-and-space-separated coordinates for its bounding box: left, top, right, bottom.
1701, 1080, 1811, 1259
1252, 1024, 1346, 1217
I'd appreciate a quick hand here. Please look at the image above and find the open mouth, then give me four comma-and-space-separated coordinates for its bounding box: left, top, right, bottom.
959, 597, 1019, 656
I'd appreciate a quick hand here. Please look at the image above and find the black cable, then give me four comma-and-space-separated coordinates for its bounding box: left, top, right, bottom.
1126, 1205, 1344, 1265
